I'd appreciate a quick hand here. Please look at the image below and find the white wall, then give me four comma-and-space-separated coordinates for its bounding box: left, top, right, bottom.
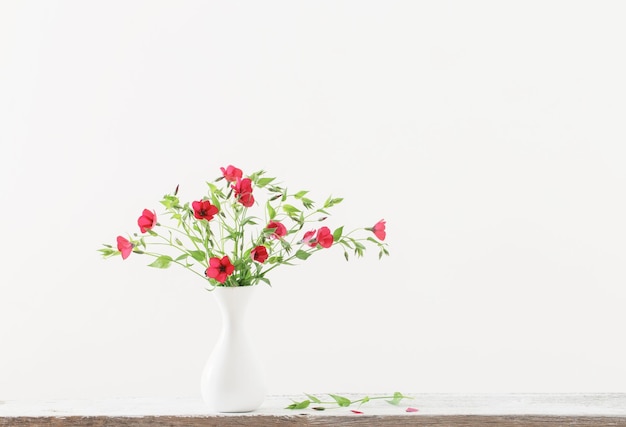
1, 0, 625, 400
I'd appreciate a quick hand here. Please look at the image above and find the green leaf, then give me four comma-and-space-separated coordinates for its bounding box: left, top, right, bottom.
256, 177, 276, 188
301, 197, 315, 209
189, 235, 204, 244
282, 204, 301, 215
188, 250, 205, 262
266, 201, 276, 219
295, 249, 311, 260
305, 393, 321, 403
323, 196, 344, 208
175, 253, 189, 261
332, 226, 344, 241
386, 392, 406, 406
329, 394, 351, 407
280, 239, 293, 254
97, 248, 117, 257
294, 190, 309, 199
353, 241, 366, 257
148, 255, 173, 269
206, 183, 223, 208
241, 216, 259, 226
285, 399, 310, 410
248, 169, 266, 182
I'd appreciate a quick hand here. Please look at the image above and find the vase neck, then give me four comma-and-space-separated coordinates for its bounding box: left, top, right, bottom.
213, 286, 255, 327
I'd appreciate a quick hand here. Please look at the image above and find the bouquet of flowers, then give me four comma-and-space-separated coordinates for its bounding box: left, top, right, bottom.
99, 165, 389, 288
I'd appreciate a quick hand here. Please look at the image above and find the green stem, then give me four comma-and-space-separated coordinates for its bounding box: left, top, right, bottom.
138, 251, 209, 281
159, 222, 204, 254
149, 232, 209, 269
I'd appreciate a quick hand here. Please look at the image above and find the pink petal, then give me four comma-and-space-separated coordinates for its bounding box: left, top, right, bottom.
406, 407, 418, 413
350, 409, 363, 414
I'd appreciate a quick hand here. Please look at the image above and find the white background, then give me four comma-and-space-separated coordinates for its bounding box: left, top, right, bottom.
1, 1, 625, 400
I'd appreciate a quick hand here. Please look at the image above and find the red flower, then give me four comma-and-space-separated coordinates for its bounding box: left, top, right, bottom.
303, 229, 317, 247
266, 220, 287, 239
316, 226, 333, 248
220, 165, 243, 182
192, 200, 219, 221
251, 245, 269, 263
302, 227, 333, 248
232, 178, 255, 207
205, 256, 235, 283
137, 209, 157, 233
371, 219, 386, 241
116, 236, 133, 260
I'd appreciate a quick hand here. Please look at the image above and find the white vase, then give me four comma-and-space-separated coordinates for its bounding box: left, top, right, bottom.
200, 285, 267, 412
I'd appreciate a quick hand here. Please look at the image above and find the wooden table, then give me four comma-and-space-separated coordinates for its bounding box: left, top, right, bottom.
1, 393, 625, 426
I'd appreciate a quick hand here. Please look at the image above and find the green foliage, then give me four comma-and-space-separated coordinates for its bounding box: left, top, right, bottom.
305, 393, 321, 403
282, 204, 301, 215
294, 190, 315, 209
188, 250, 206, 262
266, 201, 276, 220
97, 247, 117, 258
332, 226, 343, 241
387, 392, 411, 405
295, 250, 311, 260
256, 177, 275, 188
99, 166, 389, 289
285, 399, 310, 410
285, 392, 412, 411
148, 255, 173, 268
329, 394, 351, 407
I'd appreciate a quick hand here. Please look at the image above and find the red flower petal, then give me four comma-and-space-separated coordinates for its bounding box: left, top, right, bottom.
302, 229, 317, 247
371, 219, 386, 241
350, 410, 363, 414
266, 221, 287, 239
192, 200, 219, 221
232, 178, 255, 207
137, 209, 157, 233
116, 236, 133, 260
251, 245, 268, 263
406, 407, 418, 413
220, 165, 243, 182
205, 256, 235, 283
316, 226, 334, 248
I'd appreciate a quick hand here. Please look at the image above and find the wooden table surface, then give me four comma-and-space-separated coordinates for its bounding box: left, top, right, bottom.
1, 393, 626, 426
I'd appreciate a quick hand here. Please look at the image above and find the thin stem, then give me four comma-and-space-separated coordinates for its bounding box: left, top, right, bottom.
138, 251, 208, 281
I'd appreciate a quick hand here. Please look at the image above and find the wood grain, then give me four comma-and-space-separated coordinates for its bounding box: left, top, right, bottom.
2, 394, 625, 426
2, 415, 626, 427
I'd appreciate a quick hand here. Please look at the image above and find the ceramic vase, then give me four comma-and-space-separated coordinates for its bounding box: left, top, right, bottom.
200, 285, 267, 412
